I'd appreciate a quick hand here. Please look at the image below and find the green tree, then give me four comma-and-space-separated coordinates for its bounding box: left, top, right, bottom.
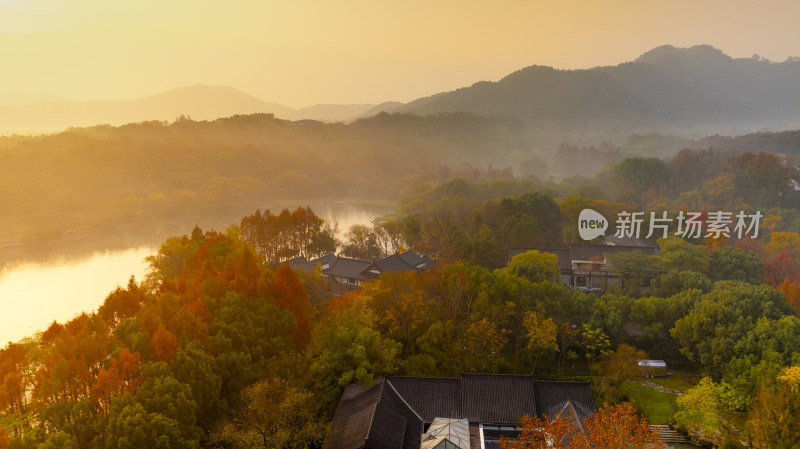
307, 296, 402, 409
210, 378, 326, 449
674, 377, 739, 448
105, 394, 196, 449
671, 282, 793, 377
505, 250, 560, 283
169, 343, 222, 430
707, 246, 763, 284
340, 224, 384, 260
649, 270, 712, 298
658, 237, 710, 273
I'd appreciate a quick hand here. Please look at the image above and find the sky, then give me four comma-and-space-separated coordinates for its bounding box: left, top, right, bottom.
1, 0, 800, 108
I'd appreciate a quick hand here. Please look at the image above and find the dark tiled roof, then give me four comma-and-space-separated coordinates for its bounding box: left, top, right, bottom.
325, 375, 595, 449
325, 380, 384, 449
568, 244, 657, 262
326, 257, 373, 280
398, 251, 436, 269
387, 377, 461, 423
533, 381, 595, 421
370, 382, 423, 449
325, 379, 424, 449
373, 254, 415, 273
461, 374, 538, 425
367, 406, 407, 449
288, 256, 317, 271
311, 253, 340, 268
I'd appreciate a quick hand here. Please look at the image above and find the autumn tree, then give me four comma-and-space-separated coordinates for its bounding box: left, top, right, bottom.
747, 366, 800, 449
674, 377, 739, 447
90, 348, 143, 414
151, 323, 178, 362
506, 250, 560, 283
272, 262, 312, 348
522, 312, 558, 373
499, 413, 584, 449
762, 250, 799, 288
502, 402, 664, 449
592, 344, 648, 402
582, 401, 666, 449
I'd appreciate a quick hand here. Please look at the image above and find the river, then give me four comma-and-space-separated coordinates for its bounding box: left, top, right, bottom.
0, 202, 392, 345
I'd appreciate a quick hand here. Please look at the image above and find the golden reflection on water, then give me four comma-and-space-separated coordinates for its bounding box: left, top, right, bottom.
0, 247, 153, 345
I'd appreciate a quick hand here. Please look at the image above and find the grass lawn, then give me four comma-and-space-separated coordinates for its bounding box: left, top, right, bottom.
618, 381, 678, 425
646, 370, 700, 393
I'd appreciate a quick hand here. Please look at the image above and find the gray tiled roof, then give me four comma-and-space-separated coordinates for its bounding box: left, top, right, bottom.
374, 254, 415, 272
324, 379, 424, 449
460, 373, 538, 424
326, 257, 373, 280
533, 381, 596, 421
325, 375, 594, 449
387, 377, 461, 423
311, 253, 340, 268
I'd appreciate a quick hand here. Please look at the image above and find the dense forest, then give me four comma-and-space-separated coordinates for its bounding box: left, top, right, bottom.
4, 110, 800, 270
3, 139, 800, 447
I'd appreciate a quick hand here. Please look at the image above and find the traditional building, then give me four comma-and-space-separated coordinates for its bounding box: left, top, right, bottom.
509, 244, 660, 292
290, 250, 436, 294
323, 374, 594, 449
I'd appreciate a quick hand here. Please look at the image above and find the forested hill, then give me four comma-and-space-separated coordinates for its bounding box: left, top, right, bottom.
0, 113, 547, 256
388, 45, 800, 134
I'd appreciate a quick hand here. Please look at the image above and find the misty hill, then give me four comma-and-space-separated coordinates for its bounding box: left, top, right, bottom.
0, 85, 294, 135
0, 86, 381, 135
394, 45, 800, 134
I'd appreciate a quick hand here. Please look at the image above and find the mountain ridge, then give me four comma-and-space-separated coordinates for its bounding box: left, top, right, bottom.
4, 45, 800, 136
393, 44, 800, 134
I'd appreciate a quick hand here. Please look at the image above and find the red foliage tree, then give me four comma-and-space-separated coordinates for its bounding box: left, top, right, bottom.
91, 348, 144, 414
274, 262, 312, 348
501, 402, 665, 449
762, 250, 799, 288
151, 323, 178, 362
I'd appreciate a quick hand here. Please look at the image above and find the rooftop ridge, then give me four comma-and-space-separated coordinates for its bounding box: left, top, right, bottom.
386, 378, 425, 422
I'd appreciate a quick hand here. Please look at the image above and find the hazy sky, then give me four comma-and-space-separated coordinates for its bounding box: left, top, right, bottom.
2, 0, 800, 108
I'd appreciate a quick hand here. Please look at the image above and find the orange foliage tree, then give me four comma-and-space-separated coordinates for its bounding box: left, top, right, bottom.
273, 262, 312, 348
500, 413, 584, 449
762, 250, 799, 288
90, 348, 144, 414
583, 402, 665, 449
778, 277, 800, 315
501, 402, 665, 449
151, 323, 179, 362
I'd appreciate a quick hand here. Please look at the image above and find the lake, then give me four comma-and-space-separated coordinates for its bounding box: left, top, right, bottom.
0, 201, 393, 345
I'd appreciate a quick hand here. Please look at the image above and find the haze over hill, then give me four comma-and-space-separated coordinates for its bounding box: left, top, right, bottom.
381, 45, 800, 134
4, 45, 800, 136
0, 86, 376, 135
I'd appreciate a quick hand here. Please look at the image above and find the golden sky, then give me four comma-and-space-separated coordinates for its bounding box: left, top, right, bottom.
1, 0, 800, 107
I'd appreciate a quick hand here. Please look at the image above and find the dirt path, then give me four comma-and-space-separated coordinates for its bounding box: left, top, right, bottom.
631, 379, 685, 396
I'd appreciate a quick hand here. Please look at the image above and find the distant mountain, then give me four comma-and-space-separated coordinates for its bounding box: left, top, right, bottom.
0, 86, 382, 135
358, 101, 405, 118
0, 85, 294, 135
392, 45, 800, 134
